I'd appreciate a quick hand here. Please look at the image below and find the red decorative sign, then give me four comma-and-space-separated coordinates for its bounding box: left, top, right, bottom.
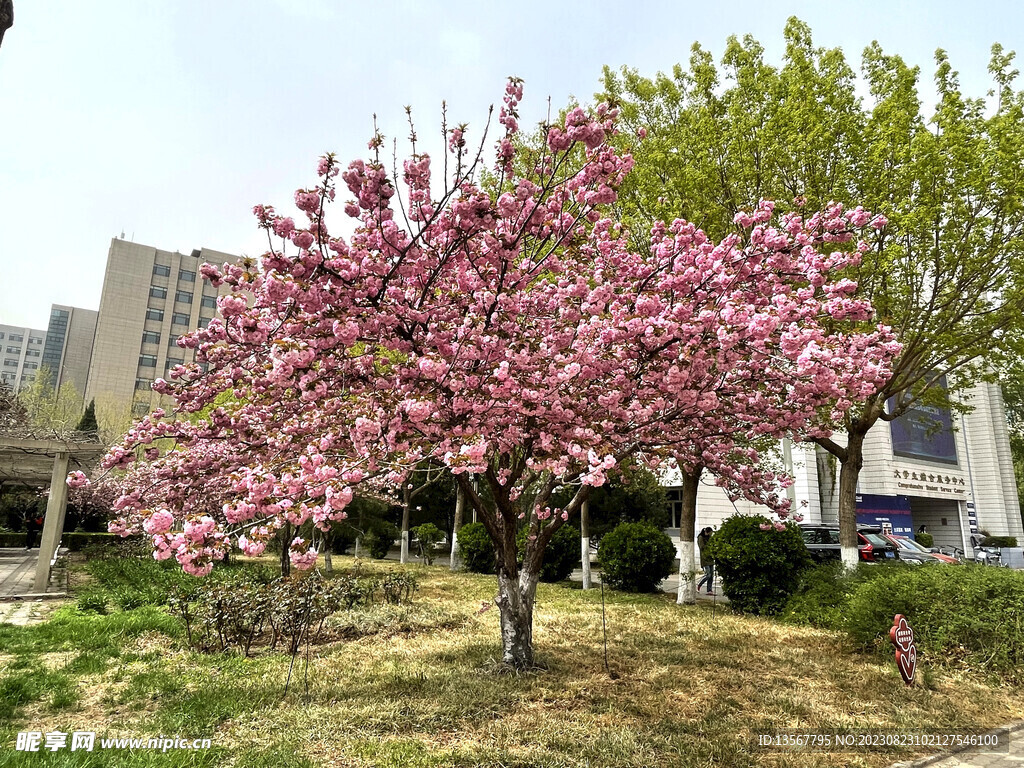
889, 614, 917, 685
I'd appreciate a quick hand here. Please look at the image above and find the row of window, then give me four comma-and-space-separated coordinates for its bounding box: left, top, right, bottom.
3, 359, 38, 369
0, 334, 40, 343
138, 356, 185, 370
153, 264, 197, 282
145, 309, 214, 326
148, 286, 217, 308
141, 332, 185, 347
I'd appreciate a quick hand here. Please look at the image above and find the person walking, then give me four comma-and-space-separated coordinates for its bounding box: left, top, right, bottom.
24, 510, 44, 550
696, 526, 715, 595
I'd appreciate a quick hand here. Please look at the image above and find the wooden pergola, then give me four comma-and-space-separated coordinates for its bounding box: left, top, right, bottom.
0, 436, 106, 592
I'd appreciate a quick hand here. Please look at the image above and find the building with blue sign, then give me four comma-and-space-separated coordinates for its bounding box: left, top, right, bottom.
663, 380, 1022, 557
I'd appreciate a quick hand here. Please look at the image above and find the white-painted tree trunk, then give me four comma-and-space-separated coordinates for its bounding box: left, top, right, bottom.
841, 545, 859, 569
677, 540, 696, 605
580, 499, 591, 590
354, 536, 362, 558
400, 529, 409, 564
450, 484, 465, 571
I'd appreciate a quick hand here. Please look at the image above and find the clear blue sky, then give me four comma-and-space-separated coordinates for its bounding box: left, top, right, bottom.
1, 0, 1021, 329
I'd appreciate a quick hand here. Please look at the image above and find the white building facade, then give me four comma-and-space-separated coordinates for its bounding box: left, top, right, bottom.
663, 380, 1023, 556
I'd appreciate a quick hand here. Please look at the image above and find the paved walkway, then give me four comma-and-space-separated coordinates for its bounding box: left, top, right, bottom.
0, 547, 67, 601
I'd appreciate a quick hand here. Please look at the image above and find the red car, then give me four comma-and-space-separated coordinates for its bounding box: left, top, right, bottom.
884, 534, 960, 564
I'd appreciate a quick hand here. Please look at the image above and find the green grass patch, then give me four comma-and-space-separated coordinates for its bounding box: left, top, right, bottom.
1, 555, 1022, 767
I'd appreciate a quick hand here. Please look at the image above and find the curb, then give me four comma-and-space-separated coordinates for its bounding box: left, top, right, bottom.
888, 721, 1024, 767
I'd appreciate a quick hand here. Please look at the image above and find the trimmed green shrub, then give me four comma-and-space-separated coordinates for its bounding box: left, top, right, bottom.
518, 524, 580, 582
0, 532, 26, 547
778, 562, 883, 630
705, 515, 812, 615
845, 564, 1024, 678
456, 522, 495, 574
412, 522, 445, 565
915, 531, 934, 548
64, 532, 120, 552
364, 521, 399, 559
981, 535, 1017, 548
598, 521, 675, 592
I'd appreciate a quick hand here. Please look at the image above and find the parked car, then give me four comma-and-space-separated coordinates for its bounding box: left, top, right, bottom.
798, 524, 900, 564
882, 534, 956, 564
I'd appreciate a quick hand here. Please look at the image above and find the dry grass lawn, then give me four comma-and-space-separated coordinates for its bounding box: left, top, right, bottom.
1, 555, 1022, 767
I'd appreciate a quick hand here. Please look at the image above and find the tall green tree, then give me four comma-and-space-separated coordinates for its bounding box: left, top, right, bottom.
602, 18, 1024, 566
16, 366, 84, 435
75, 398, 98, 435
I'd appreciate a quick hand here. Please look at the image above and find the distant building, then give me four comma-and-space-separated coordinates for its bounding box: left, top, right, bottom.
662, 380, 1023, 559
84, 238, 237, 420
0, 323, 45, 391
41, 304, 98, 397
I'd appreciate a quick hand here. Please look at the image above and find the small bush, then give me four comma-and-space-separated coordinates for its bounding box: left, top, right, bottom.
412, 522, 445, 565
779, 562, 883, 630
845, 564, 1024, 678
706, 515, 812, 615
981, 535, 1017, 548
915, 531, 934, 548
518, 525, 580, 582
77, 588, 109, 614
598, 521, 675, 592
364, 521, 399, 559
456, 522, 495, 574
379, 571, 418, 604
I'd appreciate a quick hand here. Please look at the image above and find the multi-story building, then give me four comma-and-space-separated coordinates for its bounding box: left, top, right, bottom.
663, 380, 1023, 558
84, 238, 237, 422
40, 304, 98, 397
0, 324, 46, 391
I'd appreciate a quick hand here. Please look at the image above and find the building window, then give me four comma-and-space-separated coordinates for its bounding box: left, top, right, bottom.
168, 335, 180, 348
139, 355, 157, 368
175, 290, 193, 304
5, 346, 18, 354
146, 309, 164, 322
135, 378, 153, 391
0, 332, 4, 339
26, 350, 39, 357
132, 402, 150, 416
142, 331, 161, 345
3, 360, 17, 367
165, 358, 184, 372
153, 264, 171, 277
200, 296, 217, 309
199, 315, 213, 327
150, 286, 167, 299
179, 269, 196, 282
30, 337, 42, 344
172, 312, 190, 326
9, 334, 23, 342
23, 362, 38, 370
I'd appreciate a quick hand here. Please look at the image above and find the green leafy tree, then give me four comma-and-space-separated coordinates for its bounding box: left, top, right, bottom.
75, 399, 99, 435
16, 366, 84, 435
602, 18, 1024, 567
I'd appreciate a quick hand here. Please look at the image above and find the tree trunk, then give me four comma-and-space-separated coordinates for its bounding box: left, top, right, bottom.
495, 565, 539, 669
450, 484, 465, 571
400, 484, 412, 564
838, 431, 866, 569
324, 530, 333, 575
279, 523, 292, 577
580, 499, 591, 590
676, 466, 701, 605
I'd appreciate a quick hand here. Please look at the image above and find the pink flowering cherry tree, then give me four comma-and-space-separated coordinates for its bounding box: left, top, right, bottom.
79, 81, 896, 668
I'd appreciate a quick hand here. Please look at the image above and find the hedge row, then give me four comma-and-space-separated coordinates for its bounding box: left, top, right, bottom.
0, 531, 121, 550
